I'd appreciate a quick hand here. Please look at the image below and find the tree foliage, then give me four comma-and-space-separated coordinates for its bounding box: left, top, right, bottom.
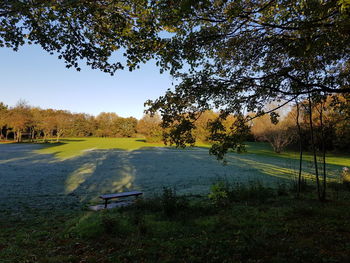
146, 0, 350, 157
1, 0, 350, 156
0, 102, 140, 142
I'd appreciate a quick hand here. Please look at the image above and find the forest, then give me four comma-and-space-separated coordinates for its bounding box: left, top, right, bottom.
1, 93, 349, 153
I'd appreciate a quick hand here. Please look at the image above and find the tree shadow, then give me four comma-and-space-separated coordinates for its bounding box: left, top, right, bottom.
0, 144, 345, 217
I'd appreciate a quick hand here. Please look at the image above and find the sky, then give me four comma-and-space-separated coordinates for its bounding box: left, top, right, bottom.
0, 45, 174, 119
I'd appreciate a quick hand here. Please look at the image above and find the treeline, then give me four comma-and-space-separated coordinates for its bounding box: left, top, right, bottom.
1, 95, 349, 153
0, 101, 161, 142
251, 95, 350, 153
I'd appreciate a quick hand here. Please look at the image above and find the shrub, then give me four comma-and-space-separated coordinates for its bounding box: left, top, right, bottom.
208, 181, 230, 206
69, 212, 131, 239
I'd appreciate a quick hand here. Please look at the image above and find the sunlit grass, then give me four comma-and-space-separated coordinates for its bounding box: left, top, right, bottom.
35, 137, 166, 159
245, 142, 350, 167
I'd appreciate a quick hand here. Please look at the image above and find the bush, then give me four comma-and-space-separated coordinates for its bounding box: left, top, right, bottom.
208, 181, 230, 206
69, 212, 131, 239
208, 179, 275, 204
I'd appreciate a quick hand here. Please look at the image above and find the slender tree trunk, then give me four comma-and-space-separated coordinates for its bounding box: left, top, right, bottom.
296, 101, 303, 197
18, 130, 22, 143
319, 100, 327, 201
31, 128, 35, 142
308, 93, 321, 200
56, 130, 60, 142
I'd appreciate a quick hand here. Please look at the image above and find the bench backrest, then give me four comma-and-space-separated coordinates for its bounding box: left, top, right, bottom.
100, 191, 143, 199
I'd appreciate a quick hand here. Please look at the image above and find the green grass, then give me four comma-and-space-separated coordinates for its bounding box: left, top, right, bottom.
1, 139, 350, 262
1, 186, 350, 263
0, 138, 348, 212
36, 137, 166, 159
245, 142, 350, 167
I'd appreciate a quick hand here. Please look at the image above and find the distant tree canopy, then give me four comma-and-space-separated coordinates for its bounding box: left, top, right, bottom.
0, 102, 139, 142
249, 94, 350, 153
1, 0, 350, 156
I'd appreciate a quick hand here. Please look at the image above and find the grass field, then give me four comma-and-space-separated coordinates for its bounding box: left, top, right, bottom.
1, 138, 350, 262
0, 138, 348, 212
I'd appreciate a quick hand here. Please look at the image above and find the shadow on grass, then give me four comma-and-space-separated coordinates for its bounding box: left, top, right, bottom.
0, 143, 346, 216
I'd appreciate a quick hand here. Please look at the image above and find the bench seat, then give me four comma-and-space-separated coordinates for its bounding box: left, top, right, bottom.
99, 191, 143, 208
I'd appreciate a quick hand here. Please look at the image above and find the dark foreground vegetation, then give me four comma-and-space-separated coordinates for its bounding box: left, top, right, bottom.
1, 181, 350, 263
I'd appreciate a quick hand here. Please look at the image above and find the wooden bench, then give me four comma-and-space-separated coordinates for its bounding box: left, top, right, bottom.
99, 191, 143, 209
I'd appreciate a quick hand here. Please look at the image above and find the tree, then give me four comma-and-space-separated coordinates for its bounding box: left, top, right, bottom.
69, 113, 96, 137
6, 101, 32, 142
193, 110, 218, 143
54, 110, 72, 142
137, 114, 163, 142
145, 0, 350, 157
95, 112, 119, 137
114, 117, 138, 137
0, 102, 8, 140
251, 112, 296, 153
38, 109, 56, 141
2, 2, 350, 151
0, 0, 160, 74
29, 107, 43, 141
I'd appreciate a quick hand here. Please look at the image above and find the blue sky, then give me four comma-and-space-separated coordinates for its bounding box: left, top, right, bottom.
0, 45, 174, 119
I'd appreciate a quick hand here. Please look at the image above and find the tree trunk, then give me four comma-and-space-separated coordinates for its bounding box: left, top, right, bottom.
319, 100, 327, 201
56, 130, 60, 142
17, 130, 22, 143
296, 100, 303, 197
308, 93, 321, 200
31, 128, 35, 142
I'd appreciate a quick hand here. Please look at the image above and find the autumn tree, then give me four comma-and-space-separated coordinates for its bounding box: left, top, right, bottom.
192, 111, 218, 143
114, 117, 138, 137
95, 112, 120, 137
69, 113, 96, 137
38, 109, 57, 141
0, 102, 8, 140
6, 101, 32, 142
54, 110, 72, 142
252, 113, 296, 153
137, 114, 163, 142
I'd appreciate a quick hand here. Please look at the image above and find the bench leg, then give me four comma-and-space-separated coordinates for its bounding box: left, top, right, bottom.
104, 199, 108, 209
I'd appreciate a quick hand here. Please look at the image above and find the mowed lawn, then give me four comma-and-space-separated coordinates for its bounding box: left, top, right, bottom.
0, 138, 349, 213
